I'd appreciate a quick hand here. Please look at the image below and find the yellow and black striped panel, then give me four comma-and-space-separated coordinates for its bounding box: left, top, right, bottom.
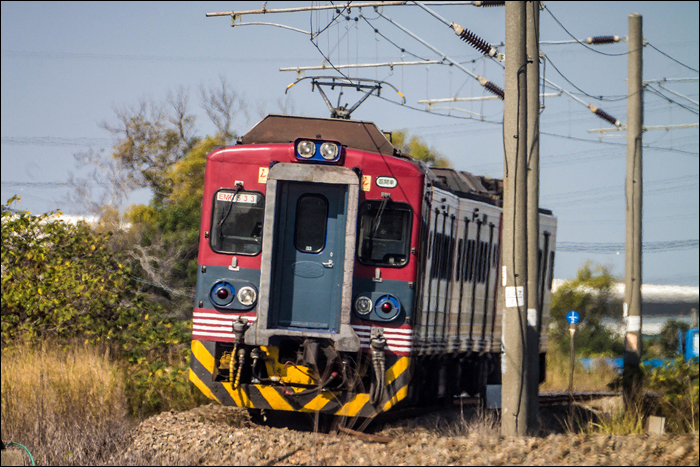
190, 339, 411, 417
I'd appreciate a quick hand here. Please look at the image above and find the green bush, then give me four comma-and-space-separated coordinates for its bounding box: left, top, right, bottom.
647, 357, 699, 433
1, 196, 136, 344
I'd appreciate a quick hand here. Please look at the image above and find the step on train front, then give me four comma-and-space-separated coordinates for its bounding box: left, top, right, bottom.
189, 114, 557, 417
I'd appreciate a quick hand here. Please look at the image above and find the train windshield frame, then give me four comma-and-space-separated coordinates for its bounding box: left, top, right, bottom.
209, 189, 264, 255
357, 200, 412, 267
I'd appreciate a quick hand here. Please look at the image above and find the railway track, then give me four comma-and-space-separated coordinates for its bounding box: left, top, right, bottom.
451, 391, 621, 406
366, 391, 621, 430
538, 391, 620, 405
249, 391, 624, 437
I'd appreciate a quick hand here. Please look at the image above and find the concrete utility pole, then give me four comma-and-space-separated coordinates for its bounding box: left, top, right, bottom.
525, 0, 541, 434
502, 0, 530, 437
623, 13, 644, 390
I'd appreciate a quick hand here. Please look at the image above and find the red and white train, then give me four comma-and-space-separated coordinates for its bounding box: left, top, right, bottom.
189, 114, 556, 418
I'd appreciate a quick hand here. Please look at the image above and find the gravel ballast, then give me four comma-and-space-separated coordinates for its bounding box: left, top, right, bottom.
120, 404, 699, 466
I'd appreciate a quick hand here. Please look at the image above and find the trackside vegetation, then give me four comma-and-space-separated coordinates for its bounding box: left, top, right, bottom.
1, 197, 205, 418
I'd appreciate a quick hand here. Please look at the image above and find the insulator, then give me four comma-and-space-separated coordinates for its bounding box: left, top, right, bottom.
459, 28, 493, 56
482, 81, 506, 100
589, 104, 620, 126
586, 35, 621, 45
474, 0, 506, 6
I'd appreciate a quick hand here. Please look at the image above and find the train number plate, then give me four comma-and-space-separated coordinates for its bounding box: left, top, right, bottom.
217, 192, 258, 203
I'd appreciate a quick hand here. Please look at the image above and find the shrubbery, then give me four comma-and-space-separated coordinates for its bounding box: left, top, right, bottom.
647, 356, 699, 433
2, 196, 135, 343
1, 197, 204, 417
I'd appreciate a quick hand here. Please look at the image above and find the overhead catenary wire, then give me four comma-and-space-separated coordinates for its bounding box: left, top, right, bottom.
542, 4, 632, 57
412, 1, 621, 123
657, 82, 699, 107
557, 240, 699, 253
359, 15, 430, 61
646, 41, 700, 73
646, 85, 699, 115
206, 2, 478, 19
413, 1, 504, 60
540, 36, 622, 45
588, 122, 699, 134
374, 9, 506, 101
280, 59, 444, 73
541, 131, 699, 156
542, 54, 636, 102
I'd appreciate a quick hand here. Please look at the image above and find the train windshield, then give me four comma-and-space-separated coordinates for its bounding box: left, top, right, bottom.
357, 200, 412, 267
210, 189, 264, 255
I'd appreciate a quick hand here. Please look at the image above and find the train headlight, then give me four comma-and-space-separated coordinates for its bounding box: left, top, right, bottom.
210, 281, 235, 307
237, 286, 257, 307
375, 295, 401, 321
296, 140, 316, 158
355, 296, 373, 316
320, 141, 339, 160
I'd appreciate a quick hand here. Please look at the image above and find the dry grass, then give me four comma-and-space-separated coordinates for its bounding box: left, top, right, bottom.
1, 341, 134, 465
541, 349, 620, 392
443, 403, 501, 437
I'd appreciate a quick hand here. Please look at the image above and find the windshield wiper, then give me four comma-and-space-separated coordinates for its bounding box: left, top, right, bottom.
218, 184, 243, 241
370, 193, 391, 239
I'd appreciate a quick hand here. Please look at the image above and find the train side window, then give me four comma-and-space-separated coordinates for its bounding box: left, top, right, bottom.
294, 194, 328, 253
357, 200, 412, 267
548, 251, 556, 290
210, 189, 265, 255
456, 239, 463, 282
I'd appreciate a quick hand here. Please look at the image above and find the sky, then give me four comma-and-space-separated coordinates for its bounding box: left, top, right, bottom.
1, 1, 698, 286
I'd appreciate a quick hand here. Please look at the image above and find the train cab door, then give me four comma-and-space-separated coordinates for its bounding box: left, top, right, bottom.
251, 163, 361, 352
269, 181, 347, 332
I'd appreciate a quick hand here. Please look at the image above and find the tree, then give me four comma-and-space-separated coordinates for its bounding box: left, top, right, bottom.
69, 78, 245, 213
550, 262, 624, 356
65, 80, 246, 314
390, 129, 451, 167
100, 89, 199, 200
200, 76, 248, 142
127, 137, 224, 318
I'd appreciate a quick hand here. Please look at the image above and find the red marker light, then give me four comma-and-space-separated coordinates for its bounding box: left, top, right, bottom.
381, 302, 393, 313
217, 288, 229, 299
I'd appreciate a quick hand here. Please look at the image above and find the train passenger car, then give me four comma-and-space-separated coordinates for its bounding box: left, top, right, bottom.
189, 114, 557, 418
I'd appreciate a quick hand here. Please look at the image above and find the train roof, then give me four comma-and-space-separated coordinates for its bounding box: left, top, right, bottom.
240, 114, 396, 156
429, 167, 504, 207
429, 167, 553, 215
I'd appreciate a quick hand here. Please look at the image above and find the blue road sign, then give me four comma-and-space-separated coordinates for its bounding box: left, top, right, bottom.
566, 310, 580, 324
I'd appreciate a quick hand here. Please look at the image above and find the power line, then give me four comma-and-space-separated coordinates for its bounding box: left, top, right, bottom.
2, 181, 75, 188
645, 85, 699, 115
359, 15, 430, 61
375, 94, 503, 123
542, 54, 636, 102
646, 41, 700, 73
557, 240, 698, 253
0, 49, 302, 64
541, 132, 699, 156
1, 136, 112, 147
542, 4, 631, 57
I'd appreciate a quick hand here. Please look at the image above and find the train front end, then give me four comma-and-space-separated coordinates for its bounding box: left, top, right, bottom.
189, 115, 424, 418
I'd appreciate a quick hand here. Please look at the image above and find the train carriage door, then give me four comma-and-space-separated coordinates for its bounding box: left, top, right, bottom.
270, 182, 346, 331
251, 163, 360, 352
